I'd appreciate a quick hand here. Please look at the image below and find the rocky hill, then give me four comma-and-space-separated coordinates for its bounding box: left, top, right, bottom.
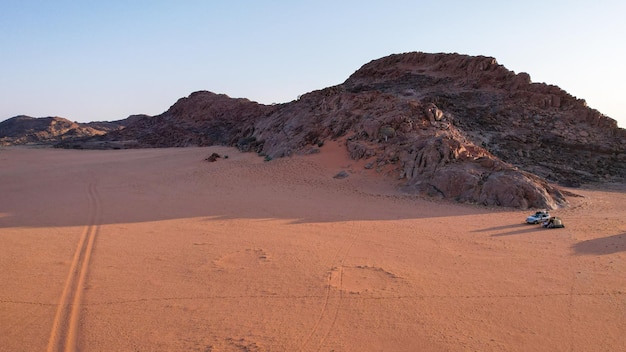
339, 53, 626, 188
4, 52, 625, 209
0, 115, 130, 146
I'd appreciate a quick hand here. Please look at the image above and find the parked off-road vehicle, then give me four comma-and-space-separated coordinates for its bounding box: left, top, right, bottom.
526, 211, 551, 224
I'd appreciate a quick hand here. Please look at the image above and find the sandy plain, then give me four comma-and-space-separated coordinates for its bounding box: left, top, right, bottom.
0, 143, 625, 352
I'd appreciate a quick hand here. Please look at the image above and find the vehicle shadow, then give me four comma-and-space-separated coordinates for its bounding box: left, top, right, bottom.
572, 233, 626, 255
472, 223, 545, 237
473, 223, 528, 232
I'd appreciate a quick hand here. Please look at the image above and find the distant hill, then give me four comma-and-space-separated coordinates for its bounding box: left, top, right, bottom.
3, 52, 625, 209
0, 115, 138, 145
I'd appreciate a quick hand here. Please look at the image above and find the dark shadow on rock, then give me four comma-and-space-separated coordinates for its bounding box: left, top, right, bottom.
572, 233, 626, 255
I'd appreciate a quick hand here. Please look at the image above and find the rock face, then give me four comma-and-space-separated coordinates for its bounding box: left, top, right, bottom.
4, 52, 625, 209
339, 53, 626, 187
108, 92, 279, 148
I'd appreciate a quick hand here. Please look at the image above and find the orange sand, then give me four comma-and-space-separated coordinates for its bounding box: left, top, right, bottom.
1, 143, 625, 352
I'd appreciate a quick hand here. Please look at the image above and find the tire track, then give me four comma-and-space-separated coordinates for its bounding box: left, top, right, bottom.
316, 228, 358, 352
299, 224, 359, 352
47, 181, 101, 352
298, 245, 343, 351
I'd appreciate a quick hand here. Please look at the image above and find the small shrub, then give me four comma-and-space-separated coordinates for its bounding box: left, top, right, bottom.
379, 126, 396, 141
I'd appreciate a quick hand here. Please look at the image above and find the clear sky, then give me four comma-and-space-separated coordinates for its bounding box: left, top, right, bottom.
1, 0, 625, 128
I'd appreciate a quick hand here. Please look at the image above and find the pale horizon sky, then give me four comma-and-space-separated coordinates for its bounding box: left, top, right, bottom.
1, 1, 625, 128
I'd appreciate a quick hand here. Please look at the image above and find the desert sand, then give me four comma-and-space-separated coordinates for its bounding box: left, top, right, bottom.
1, 142, 625, 352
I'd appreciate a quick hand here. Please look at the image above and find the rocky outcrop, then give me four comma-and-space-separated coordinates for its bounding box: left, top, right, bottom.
343, 52, 626, 187
88, 91, 279, 149
237, 53, 624, 208
4, 52, 625, 209
245, 86, 569, 209
0, 115, 123, 146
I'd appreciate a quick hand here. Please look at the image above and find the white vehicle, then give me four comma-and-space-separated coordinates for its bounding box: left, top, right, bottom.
526, 211, 551, 224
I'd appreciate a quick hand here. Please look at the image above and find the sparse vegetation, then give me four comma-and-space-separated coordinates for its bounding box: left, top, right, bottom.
379, 125, 396, 141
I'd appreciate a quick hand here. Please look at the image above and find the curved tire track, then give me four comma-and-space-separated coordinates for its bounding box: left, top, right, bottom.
315, 230, 358, 352
47, 181, 101, 352
299, 226, 359, 352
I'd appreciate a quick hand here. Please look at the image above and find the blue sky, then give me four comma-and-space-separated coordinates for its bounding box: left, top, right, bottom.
1, 1, 625, 128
